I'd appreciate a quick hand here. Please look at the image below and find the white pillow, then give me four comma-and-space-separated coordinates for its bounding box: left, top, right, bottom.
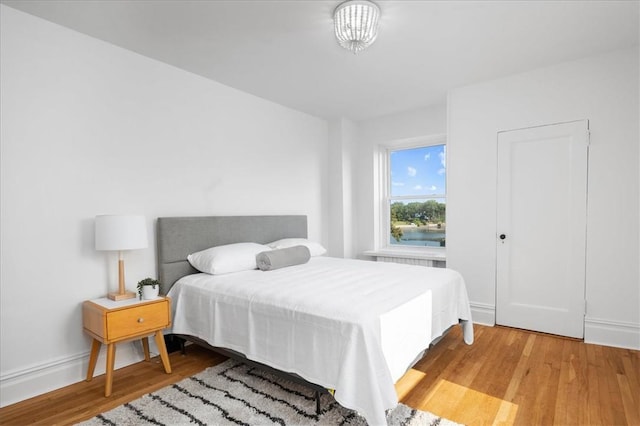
267, 238, 327, 257
187, 242, 271, 275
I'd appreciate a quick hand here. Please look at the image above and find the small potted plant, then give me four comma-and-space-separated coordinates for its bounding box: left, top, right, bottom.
137, 277, 162, 300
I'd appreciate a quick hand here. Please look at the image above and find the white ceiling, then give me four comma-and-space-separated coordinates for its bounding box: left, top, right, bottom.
3, 0, 639, 121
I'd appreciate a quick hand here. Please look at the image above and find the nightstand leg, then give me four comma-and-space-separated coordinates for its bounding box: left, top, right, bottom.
154, 331, 172, 374
105, 343, 116, 397
142, 337, 150, 361
86, 339, 101, 381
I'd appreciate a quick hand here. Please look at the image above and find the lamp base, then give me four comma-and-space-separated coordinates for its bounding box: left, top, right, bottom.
108, 290, 137, 301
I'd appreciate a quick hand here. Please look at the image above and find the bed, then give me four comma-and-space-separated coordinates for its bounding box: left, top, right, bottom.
157, 215, 473, 426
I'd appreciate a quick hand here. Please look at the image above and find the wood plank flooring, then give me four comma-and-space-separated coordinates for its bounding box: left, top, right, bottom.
396, 325, 640, 425
1, 324, 638, 425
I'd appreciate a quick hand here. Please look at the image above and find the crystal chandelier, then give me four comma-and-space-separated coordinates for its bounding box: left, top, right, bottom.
333, 0, 380, 54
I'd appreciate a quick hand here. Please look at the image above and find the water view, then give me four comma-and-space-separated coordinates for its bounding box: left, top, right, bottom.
390, 225, 446, 247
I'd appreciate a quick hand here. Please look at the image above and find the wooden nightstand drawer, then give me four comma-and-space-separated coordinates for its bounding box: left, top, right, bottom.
106, 301, 169, 341
83, 298, 171, 343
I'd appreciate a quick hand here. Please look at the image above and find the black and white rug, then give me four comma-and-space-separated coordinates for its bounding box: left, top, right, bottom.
80, 359, 461, 426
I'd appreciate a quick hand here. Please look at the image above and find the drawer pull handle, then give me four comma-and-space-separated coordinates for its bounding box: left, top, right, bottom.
137, 318, 144, 323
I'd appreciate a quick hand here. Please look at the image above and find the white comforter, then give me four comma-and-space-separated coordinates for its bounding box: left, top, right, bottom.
168, 257, 473, 425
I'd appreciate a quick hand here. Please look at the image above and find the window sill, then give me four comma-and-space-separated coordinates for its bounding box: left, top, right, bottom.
362, 248, 446, 262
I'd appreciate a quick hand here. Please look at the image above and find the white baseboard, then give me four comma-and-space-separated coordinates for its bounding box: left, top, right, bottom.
584, 317, 640, 350
469, 303, 639, 350
0, 341, 150, 408
470, 302, 495, 326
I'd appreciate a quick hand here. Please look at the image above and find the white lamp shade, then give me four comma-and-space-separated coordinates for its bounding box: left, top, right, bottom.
95, 215, 148, 251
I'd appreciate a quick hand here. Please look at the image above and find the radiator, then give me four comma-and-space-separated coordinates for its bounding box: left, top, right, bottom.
374, 256, 445, 268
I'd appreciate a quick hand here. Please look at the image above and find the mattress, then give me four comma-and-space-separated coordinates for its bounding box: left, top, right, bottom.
168, 256, 473, 425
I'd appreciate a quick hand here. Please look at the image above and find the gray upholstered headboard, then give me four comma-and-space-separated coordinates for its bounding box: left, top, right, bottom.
156, 215, 307, 293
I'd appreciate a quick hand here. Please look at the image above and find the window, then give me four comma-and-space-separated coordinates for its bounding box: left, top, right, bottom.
384, 140, 446, 248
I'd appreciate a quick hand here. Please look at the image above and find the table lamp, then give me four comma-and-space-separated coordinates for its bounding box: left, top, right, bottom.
95, 214, 148, 300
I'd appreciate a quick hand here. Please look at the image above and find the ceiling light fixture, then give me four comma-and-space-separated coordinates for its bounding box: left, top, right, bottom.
333, 0, 380, 54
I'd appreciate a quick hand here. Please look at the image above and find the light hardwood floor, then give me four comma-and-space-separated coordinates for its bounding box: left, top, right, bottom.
1, 324, 638, 425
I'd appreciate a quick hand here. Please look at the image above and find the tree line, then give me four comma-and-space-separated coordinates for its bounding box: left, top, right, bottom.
390, 200, 446, 242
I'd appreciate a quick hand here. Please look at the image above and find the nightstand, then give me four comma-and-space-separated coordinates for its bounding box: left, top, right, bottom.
83, 296, 172, 397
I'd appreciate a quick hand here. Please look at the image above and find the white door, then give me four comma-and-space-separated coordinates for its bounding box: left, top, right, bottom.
496, 120, 588, 339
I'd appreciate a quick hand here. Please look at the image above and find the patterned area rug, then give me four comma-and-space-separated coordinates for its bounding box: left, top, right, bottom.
80, 359, 461, 426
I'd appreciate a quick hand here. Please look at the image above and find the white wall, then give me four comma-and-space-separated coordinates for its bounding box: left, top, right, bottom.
327, 118, 359, 258
355, 105, 447, 257
0, 5, 328, 406
447, 48, 639, 349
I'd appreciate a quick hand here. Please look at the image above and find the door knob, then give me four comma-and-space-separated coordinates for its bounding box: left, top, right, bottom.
499, 234, 506, 240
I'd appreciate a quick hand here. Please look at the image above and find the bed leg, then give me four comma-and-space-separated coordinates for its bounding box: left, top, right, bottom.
315, 390, 321, 414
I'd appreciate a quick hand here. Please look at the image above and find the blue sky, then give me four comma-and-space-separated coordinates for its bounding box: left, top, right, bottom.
390, 145, 446, 197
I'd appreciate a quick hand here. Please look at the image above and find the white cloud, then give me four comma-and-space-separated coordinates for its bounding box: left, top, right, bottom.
407, 166, 417, 177
424, 153, 430, 161
430, 185, 437, 191
392, 181, 405, 186
437, 168, 446, 175
439, 148, 446, 168
413, 185, 422, 190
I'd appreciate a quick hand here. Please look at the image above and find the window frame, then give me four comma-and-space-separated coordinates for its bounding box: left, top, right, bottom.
378, 134, 447, 253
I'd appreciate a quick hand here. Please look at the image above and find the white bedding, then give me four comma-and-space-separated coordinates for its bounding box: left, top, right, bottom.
168, 257, 473, 425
